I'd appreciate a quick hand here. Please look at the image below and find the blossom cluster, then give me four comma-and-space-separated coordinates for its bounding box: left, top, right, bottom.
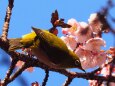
61, 13, 115, 86
61, 13, 107, 69
88, 47, 115, 86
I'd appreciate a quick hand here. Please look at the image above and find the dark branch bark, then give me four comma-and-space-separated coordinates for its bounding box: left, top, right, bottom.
42, 69, 49, 86
63, 77, 73, 86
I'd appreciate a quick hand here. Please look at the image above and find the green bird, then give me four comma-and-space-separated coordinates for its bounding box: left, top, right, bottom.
9, 27, 85, 72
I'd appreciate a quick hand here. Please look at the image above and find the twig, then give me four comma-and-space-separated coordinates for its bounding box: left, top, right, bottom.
63, 77, 73, 86
1, 0, 14, 41
98, 81, 103, 86
42, 69, 49, 86
107, 58, 115, 86
1, 58, 18, 86
8, 63, 27, 84
44, 68, 115, 83
90, 67, 102, 74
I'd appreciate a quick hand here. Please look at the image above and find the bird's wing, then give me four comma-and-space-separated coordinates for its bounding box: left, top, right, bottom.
33, 28, 70, 64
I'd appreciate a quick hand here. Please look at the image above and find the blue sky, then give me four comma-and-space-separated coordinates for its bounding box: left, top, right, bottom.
0, 0, 115, 86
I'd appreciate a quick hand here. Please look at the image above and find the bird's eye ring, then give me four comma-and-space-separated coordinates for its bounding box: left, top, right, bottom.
75, 60, 80, 65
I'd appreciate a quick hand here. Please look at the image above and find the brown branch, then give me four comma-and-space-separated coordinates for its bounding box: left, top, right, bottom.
1, 0, 14, 41
49, 69, 115, 82
42, 69, 49, 86
63, 77, 73, 86
8, 63, 27, 84
107, 58, 115, 86
90, 67, 102, 74
1, 58, 18, 86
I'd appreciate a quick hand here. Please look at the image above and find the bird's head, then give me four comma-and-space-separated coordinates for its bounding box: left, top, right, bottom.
75, 60, 86, 73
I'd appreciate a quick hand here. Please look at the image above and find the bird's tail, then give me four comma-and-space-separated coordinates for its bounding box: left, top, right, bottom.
8, 38, 23, 51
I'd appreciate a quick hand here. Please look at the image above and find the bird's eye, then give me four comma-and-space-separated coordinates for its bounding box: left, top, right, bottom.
75, 60, 80, 65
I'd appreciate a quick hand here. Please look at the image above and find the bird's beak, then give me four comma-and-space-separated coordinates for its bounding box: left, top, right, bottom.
81, 68, 86, 73
79, 67, 86, 73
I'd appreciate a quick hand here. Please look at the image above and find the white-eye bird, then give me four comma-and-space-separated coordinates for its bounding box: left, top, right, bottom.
9, 27, 85, 72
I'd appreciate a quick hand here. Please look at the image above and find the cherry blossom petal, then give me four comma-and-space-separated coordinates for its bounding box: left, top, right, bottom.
84, 37, 106, 51
67, 18, 78, 26
61, 35, 77, 51
75, 47, 107, 69
88, 80, 98, 86
62, 18, 79, 35
75, 22, 93, 43
101, 64, 115, 77
79, 22, 89, 29
101, 65, 110, 77
62, 28, 69, 34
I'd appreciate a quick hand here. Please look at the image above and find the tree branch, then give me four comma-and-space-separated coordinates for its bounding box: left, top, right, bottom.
42, 69, 49, 86
1, 0, 14, 41
8, 63, 27, 83
47, 68, 115, 82
63, 77, 73, 86
1, 58, 18, 86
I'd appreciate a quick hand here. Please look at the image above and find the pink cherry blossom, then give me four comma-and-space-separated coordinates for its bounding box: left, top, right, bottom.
100, 64, 110, 77
61, 18, 107, 69
60, 14, 115, 86
89, 80, 115, 86
88, 80, 105, 86
84, 37, 106, 52
101, 64, 115, 77
75, 47, 107, 69
62, 28, 69, 34
88, 80, 98, 86
61, 35, 77, 51
75, 22, 93, 43
62, 18, 79, 35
